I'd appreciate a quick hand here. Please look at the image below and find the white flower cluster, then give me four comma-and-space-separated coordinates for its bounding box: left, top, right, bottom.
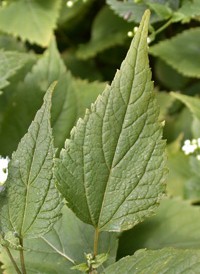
182, 138, 200, 160
0, 156, 10, 185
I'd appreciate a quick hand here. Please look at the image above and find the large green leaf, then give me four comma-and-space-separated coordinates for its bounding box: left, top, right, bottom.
104, 248, 200, 273
52, 76, 105, 150
55, 10, 166, 232
0, 34, 26, 52
171, 92, 200, 138
58, 0, 94, 29
77, 6, 131, 59
0, 39, 65, 156
0, 0, 62, 47
154, 59, 189, 90
166, 140, 192, 197
118, 198, 200, 258
0, 84, 61, 242
106, 0, 159, 23
173, 0, 200, 22
171, 92, 200, 120
0, 206, 118, 274
0, 39, 105, 156
150, 28, 200, 78
0, 51, 30, 90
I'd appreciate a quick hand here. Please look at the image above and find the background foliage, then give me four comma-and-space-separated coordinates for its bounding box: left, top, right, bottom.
0, 0, 200, 273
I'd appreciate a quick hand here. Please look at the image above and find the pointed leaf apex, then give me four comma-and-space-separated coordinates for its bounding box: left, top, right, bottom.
44, 81, 58, 100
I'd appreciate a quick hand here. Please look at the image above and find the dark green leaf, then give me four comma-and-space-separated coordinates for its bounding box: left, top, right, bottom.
150, 28, 200, 78
0, 206, 118, 273
118, 198, 200, 258
77, 6, 131, 59
104, 248, 200, 273
0, 0, 62, 46
56, 10, 167, 232
0, 83, 61, 241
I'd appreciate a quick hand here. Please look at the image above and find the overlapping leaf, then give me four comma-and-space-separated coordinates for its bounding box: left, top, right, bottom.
55, 10, 166, 232
0, 39, 65, 156
150, 28, 200, 78
0, 84, 61, 243
0, 39, 104, 156
173, 0, 200, 22
118, 198, 200, 258
171, 92, 200, 120
0, 206, 118, 274
0, 50, 30, 90
106, 0, 159, 23
77, 6, 131, 59
0, 0, 62, 46
104, 248, 200, 273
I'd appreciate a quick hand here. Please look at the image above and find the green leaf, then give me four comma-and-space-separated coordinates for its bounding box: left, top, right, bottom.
0, 50, 30, 90
154, 59, 189, 90
163, 107, 193, 143
146, 2, 172, 19
0, 83, 61, 241
52, 77, 105, 150
77, 6, 131, 59
58, 0, 94, 29
0, 35, 26, 52
63, 52, 103, 81
0, 39, 105, 156
0, 206, 118, 274
55, 10, 166, 232
106, 0, 159, 23
167, 140, 192, 197
150, 28, 200, 78
104, 248, 200, 273
0, 0, 62, 47
173, 0, 200, 22
184, 157, 200, 202
118, 198, 200, 258
156, 91, 175, 121
0, 39, 65, 156
171, 92, 200, 120
71, 263, 89, 272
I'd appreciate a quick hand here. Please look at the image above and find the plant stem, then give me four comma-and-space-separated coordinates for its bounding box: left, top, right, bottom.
19, 239, 27, 274
149, 18, 173, 42
93, 228, 99, 257
153, 18, 173, 36
4, 246, 22, 274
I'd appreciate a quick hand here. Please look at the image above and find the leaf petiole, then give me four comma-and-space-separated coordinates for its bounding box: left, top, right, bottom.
19, 238, 27, 274
93, 228, 99, 257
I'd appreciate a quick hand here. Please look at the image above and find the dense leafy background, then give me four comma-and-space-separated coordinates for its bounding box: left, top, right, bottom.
0, 0, 200, 273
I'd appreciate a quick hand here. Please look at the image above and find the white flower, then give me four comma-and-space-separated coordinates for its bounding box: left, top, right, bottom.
66, 1, 73, 7
147, 37, 151, 44
127, 31, 133, 37
0, 156, 10, 185
182, 139, 197, 155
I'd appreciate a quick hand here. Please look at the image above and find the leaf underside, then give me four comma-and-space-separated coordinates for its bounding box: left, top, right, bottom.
0, 0, 62, 46
0, 83, 61, 241
0, 206, 118, 274
55, 10, 166, 232
104, 248, 200, 273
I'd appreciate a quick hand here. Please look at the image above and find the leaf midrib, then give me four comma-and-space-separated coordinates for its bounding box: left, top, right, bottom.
97, 28, 145, 229
19, 108, 47, 236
